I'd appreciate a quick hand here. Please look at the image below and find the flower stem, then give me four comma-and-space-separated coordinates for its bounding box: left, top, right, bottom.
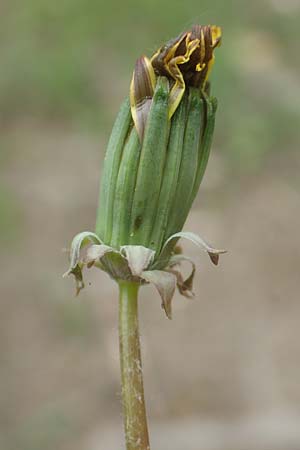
118, 281, 150, 450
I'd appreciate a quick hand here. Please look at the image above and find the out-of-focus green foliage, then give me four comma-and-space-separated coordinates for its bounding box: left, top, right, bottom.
0, 0, 299, 170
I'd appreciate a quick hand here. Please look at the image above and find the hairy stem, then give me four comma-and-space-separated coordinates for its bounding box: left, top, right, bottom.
118, 281, 150, 450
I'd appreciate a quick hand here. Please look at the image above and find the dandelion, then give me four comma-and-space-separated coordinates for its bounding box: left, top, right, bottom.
64, 24, 224, 450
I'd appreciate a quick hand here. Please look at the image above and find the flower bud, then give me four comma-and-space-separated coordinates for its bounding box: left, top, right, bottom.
65, 25, 226, 318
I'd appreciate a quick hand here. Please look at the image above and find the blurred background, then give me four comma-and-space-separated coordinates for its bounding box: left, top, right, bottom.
1, 0, 300, 449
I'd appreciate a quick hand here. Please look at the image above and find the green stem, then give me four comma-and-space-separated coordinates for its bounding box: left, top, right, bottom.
118, 281, 150, 450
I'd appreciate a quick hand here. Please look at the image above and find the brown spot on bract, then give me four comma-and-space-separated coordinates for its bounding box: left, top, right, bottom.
134, 215, 143, 230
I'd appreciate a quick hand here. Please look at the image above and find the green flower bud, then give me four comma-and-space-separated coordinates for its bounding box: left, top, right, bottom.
65, 25, 226, 318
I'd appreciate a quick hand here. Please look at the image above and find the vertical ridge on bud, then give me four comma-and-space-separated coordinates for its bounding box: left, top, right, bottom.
110, 127, 141, 248
190, 94, 218, 205
129, 77, 170, 248
163, 88, 204, 242
96, 98, 132, 243
149, 93, 188, 254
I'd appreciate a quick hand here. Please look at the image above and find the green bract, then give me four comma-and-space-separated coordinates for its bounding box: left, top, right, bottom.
64, 25, 225, 318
